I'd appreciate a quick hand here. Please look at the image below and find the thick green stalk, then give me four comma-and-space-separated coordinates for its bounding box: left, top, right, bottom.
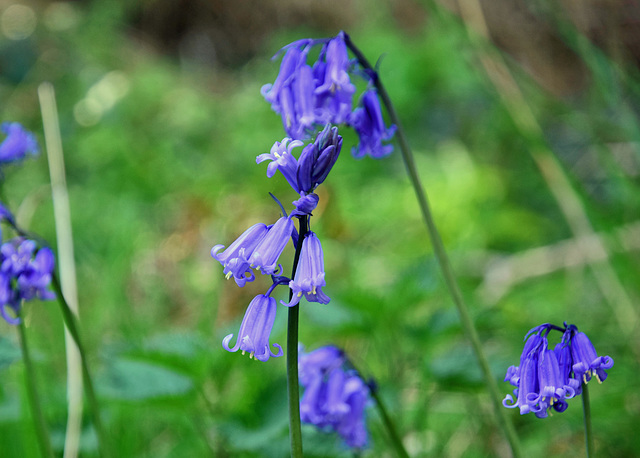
582, 383, 594, 458
344, 34, 523, 458
51, 275, 109, 458
17, 310, 55, 458
287, 215, 308, 458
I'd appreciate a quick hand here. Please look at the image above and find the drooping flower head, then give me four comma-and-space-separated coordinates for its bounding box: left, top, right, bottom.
526, 344, 576, 417
222, 293, 283, 362
503, 324, 547, 416
0, 238, 56, 325
312, 35, 355, 126
211, 223, 269, 287
503, 322, 613, 418
261, 33, 355, 141
348, 89, 396, 159
0, 122, 39, 164
262, 32, 396, 159
298, 345, 370, 449
563, 324, 614, 388
281, 232, 329, 307
247, 216, 295, 275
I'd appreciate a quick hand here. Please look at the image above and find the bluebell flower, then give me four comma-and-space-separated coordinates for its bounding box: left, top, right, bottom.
261, 34, 355, 141
553, 338, 582, 397
222, 293, 283, 361
568, 328, 614, 386
503, 326, 546, 416
18, 247, 56, 302
0, 238, 56, 325
504, 322, 613, 418
312, 34, 356, 125
526, 345, 576, 418
281, 232, 329, 307
2, 238, 38, 276
248, 216, 294, 275
296, 124, 342, 194
0, 122, 39, 164
347, 89, 396, 159
298, 345, 370, 449
256, 138, 303, 193
261, 44, 307, 120
211, 223, 269, 287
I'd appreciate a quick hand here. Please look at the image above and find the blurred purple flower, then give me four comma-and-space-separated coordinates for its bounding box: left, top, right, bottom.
0, 122, 38, 164
298, 345, 369, 449
0, 238, 55, 325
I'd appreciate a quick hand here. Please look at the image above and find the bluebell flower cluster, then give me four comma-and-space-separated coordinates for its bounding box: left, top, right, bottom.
299, 345, 370, 449
0, 207, 56, 325
503, 323, 613, 418
211, 126, 342, 361
0, 122, 39, 164
262, 32, 396, 159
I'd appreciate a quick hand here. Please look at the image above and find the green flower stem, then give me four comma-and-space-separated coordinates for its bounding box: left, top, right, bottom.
51, 275, 109, 458
582, 383, 594, 458
344, 34, 523, 458
287, 215, 308, 458
370, 387, 410, 458
348, 358, 409, 457
17, 309, 55, 458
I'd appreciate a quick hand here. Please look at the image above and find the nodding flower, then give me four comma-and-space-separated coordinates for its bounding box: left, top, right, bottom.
503, 323, 613, 418
222, 294, 283, 362
261, 33, 355, 141
211, 223, 269, 287
566, 327, 614, 387
281, 232, 329, 307
247, 216, 294, 276
348, 89, 396, 159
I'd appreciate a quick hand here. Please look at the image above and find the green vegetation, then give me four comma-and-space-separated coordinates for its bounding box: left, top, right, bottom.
0, 1, 638, 456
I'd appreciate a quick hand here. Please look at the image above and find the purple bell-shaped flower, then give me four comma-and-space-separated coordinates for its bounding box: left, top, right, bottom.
222, 294, 283, 362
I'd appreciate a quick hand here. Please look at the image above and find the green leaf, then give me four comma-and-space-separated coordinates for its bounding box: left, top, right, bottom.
0, 336, 20, 370
97, 358, 194, 401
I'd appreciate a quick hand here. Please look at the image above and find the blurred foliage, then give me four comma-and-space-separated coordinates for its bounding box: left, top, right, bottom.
0, 0, 639, 456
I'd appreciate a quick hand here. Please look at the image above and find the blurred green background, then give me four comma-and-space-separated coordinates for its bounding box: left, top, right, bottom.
0, 0, 639, 456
